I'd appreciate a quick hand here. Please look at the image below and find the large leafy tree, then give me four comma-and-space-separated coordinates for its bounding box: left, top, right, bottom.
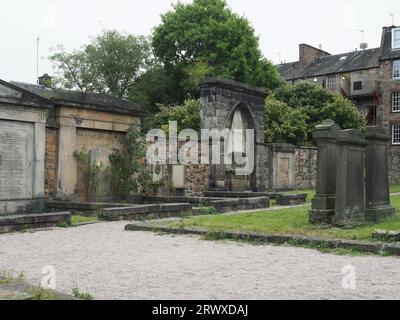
264, 94, 308, 145
266, 81, 366, 144
50, 30, 153, 98
153, 99, 201, 133
152, 0, 281, 99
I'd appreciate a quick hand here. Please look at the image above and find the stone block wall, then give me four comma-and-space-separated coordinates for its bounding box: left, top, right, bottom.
45, 127, 58, 198
389, 147, 400, 184
294, 147, 317, 189
184, 163, 210, 195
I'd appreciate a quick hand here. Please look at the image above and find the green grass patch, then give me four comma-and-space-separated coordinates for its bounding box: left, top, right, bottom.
158, 195, 400, 242
72, 287, 93, 300
71, 215, 99, 226
390, 184, 400, 194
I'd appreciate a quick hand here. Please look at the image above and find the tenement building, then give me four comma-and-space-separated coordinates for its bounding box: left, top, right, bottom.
279, 25, 400, 183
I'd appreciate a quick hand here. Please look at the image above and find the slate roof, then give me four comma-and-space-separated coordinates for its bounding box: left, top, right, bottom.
0, 79, 54, 109
11, 82, 145, 117
279, 48, 381, 81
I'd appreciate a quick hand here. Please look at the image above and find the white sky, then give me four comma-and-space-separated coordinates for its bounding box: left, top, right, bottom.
1, 0, 399, 83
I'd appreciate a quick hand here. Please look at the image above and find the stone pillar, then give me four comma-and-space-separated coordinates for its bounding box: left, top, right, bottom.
56, 125, 77, 200
309, 120, 341, 224
332, 129, 368, 227
365, 126, 395, 222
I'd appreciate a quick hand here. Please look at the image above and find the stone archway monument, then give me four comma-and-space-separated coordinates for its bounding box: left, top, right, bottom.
200, 77, 268, 192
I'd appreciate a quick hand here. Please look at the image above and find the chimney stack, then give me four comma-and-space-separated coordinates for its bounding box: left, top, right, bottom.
299, 44, 331, 65
38, 73, 52, 88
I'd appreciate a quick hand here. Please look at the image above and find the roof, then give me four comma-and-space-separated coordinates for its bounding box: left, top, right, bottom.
279, 48, 381, 81
11, 82, 145, 117
0, 79, 54, 109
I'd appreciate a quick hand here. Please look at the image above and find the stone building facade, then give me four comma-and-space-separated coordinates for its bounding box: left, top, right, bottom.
0, 80, 53, 214
13, 81, 144, 203
279, 25, 400, 183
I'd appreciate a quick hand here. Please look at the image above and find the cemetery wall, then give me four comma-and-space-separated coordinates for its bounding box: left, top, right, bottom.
389, 147, 400, 184
294, 147, 318, 189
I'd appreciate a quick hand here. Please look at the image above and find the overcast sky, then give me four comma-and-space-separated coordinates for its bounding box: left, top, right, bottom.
1, 0, 399, 83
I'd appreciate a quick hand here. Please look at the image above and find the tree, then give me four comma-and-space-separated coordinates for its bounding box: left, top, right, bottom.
264, 94, 308, 145
50, 30, 153, 98
153, 99, 201, 133
271, 81, 366, 142
152, 0, 281, 100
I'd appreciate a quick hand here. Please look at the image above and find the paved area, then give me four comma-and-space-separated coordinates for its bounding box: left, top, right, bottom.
0, 221, 400, 300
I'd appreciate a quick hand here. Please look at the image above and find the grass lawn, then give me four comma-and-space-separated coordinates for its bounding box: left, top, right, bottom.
159, 195, 400, 241
391, 184, 400, 194
70, 215, 99, 226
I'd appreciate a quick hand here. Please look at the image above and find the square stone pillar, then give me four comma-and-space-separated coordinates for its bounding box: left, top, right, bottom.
365, 126, 395, 222
332, 129, 368, 227
309, 120, 341, 224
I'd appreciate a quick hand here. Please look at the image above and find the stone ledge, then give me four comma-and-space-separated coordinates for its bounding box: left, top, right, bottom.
0, 212, 71, 234
276, 194, 307, 206
125, 223, 395, 256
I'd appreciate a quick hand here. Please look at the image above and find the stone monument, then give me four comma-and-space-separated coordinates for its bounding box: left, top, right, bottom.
365, 126, 395, 222
0, 80, 53, 215
200, 77, 268, 192
332, 129, 368, 227
309, 120, 341, 224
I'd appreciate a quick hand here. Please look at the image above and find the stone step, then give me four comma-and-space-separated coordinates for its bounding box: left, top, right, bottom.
0, 212, 71, 234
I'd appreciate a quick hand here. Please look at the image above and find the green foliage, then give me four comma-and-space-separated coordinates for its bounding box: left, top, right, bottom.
265, 94, 308, 145
268, 81, 366, 144
50, 30, 153, 98
153, 99, 201, 133
197, 206, 218, 216
152, 0, 281, 99
72, 288, 93, 300
109, 125, 151, 201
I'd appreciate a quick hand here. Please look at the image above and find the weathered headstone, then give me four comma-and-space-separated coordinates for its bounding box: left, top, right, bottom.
332, 129, 368, 227
365, 126, 395, 222
309, 120, 341, 224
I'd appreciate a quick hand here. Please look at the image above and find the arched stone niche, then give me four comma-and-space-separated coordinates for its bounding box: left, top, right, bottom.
200, 77, 268, 192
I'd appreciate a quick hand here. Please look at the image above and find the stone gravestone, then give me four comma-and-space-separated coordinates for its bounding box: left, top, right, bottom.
365, 126, 395, 222
309, 120, 341, 224
332, 129, 368, 227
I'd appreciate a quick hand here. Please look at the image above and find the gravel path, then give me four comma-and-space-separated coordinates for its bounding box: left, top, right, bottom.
0, 221, 400, 300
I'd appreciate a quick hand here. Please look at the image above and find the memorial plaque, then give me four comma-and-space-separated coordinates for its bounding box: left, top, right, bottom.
0, 120, 34, 200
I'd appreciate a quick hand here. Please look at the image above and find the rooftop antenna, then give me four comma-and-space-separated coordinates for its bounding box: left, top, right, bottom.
357, 29, 368, 50
36, 36, 40, 84
389, 12, 395, 26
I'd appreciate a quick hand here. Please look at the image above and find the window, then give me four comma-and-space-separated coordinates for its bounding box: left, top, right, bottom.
393, 93, 400, 112
394, 61, 400, 79
393, 28, 400, 50
326, 76, 338, 91
353, 81, 363, 91
393, 124, 400, 145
